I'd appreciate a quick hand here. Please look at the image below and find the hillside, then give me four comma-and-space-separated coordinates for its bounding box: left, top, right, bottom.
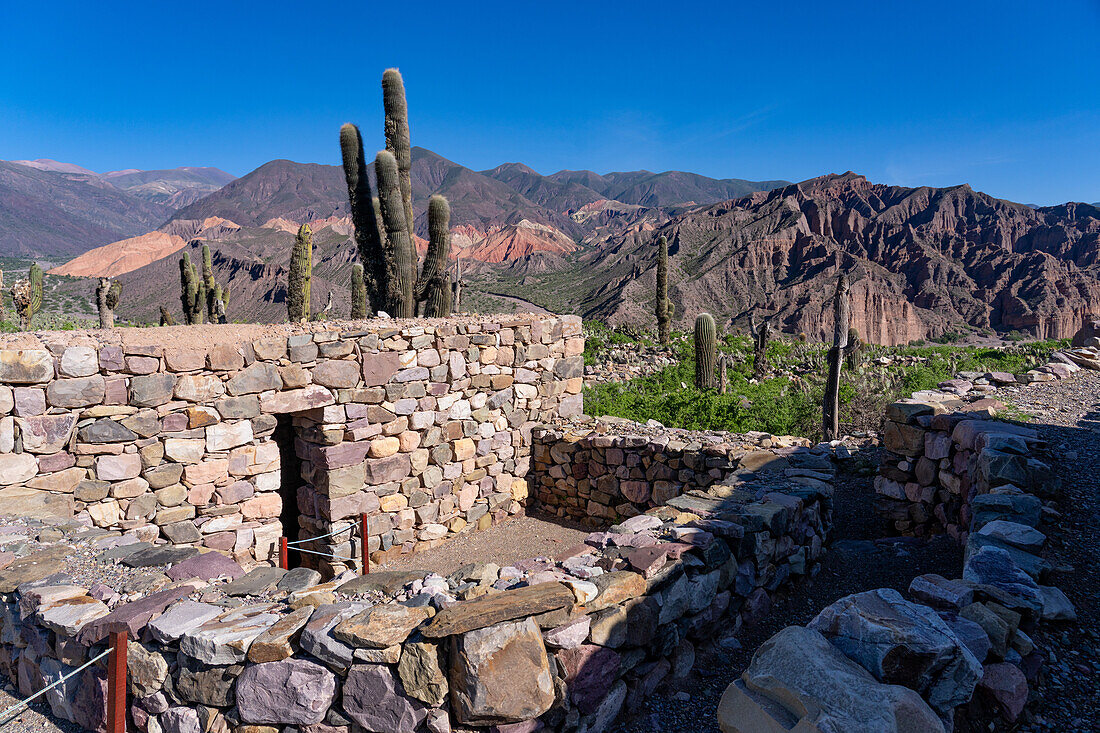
0, 161, 172, 257
488, 173, 1100, 344
100, 166, 235, 208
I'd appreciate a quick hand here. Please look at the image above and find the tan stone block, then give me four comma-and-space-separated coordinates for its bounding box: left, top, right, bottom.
241, 493, 281, 519
380, 494, 409, 512
184, 459, 230, 486
25, 467, 85, 493
453, 438, 476, 461
370, 436, 401, 458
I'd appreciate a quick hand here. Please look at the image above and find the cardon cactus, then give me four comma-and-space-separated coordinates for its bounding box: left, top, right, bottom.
350, 263, 367, 319
419, 195, 451, 317
96, 277, 122, 328
201, 245, 230, 323
340, 69, 453, 318
694, 312, 717, 389
375, 150, 417, 317
823, 273, 851, 441
750, 312, 771, 379
179, 252, 201, 325
287, 224, 313, 322
655, 236, 673, 344
12, 263, 43, 331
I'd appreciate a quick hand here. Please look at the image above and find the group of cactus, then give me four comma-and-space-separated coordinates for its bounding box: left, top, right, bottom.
179, 245, 229, 325
339, 68, 453, 318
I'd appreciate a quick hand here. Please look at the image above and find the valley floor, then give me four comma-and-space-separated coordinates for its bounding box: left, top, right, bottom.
614, 371, 1100, 733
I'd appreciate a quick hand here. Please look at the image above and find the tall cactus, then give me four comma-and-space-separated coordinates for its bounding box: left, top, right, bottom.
655, 236, 673, 345
287, 224, 313, 322
13, 263, 43, 331
823, 273, 851, 441
96, 277, 122, 328
340, 123, 391, 313
179, 251, 204, 325
694, 313, 717, 389
750, 312, 771, 380
382, 68, 415, 244
419, 195, 451, 317
452, 256, 463, 313
350, 263, 367, 319
341, 69, 453, 318
201, 244, 230, 323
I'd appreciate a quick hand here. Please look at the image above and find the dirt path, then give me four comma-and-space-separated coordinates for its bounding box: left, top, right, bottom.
375, 512, 590, 576
999, 372, 1100, 732
612, 452, 962, 732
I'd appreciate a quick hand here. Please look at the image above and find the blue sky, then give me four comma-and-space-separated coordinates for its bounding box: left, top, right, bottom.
2, 1, 1097, 205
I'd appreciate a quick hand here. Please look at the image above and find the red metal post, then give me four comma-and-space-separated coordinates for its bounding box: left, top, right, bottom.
360, 512, 370, 575
106, 631, 127, 733
279, 537, 288, 570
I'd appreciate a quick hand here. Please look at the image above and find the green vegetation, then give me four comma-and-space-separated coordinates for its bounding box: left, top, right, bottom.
584, 325, 1069, 439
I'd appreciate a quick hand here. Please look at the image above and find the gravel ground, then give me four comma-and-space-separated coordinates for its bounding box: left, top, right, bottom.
0, 679, 81, 733
375, 512, 591, 576
999, 371, 1100, 732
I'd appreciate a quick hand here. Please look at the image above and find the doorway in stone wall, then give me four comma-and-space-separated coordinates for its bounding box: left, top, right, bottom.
273, 413, 303, 568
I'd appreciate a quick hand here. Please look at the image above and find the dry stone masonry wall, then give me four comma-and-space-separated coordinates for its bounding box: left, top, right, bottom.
0, 315, 583, 572
0, 418, 837, 733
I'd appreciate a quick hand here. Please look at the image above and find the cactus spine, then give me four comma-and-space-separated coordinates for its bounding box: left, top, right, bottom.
694, 312, 717, 389
655, 236, 673, 345
288, 224, 313, 322
350, 263, 367, 319
823, 273, 851, 441
179, 251, 204, 325
96, 277, 122, 328
13, 263, 43, 331
341, 69, 453, 318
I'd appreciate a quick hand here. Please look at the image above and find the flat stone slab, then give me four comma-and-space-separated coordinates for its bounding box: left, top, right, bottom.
78, 585, 193, 644
148, 601, 225, 644
222, 567, 288, 597
98, 541, 152, 562
276, 566, 322, 593
0, 546, 69, 594
337, 570, 429, 597
179, 605, 280, 664
334, 604, 434, 648
122, 546, 200, 568
165, 552, 245, 582
421, 582, 575, 638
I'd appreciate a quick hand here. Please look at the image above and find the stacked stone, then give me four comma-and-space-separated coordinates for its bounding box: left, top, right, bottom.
720, 524, 1076, 731
532, 421, 826, 525
0, 422, 834, 733
875, 367, 1066, 539
0, 315, 583, 571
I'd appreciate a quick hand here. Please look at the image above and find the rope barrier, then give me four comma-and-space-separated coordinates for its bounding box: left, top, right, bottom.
0, 646, 111, 726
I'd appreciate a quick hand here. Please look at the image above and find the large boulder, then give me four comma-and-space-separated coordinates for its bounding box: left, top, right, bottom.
808, 588, 981, 720
717, 626, 944, 733
235, 658, 336, 725
343, 663, 427, 733
448, 616, 555, 725
1071, 318, 1100, 347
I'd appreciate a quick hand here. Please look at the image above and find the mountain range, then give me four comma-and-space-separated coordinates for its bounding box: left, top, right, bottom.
5, 151, 1099, 344
0, 160, 234, 257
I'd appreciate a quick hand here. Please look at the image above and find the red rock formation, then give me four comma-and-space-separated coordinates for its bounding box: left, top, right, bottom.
49, 232, 187, 278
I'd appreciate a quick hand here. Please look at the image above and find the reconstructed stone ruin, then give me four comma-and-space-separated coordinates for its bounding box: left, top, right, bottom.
715, 349, 1087, 731
0, 315, 583, 571
0, 315, 843, 732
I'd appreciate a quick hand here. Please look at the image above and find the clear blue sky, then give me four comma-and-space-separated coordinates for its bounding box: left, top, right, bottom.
2, 1, 1097, 205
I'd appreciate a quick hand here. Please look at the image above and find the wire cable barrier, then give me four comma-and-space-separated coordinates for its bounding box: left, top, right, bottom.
0, 647, 111, 726
280, 513, 371, 574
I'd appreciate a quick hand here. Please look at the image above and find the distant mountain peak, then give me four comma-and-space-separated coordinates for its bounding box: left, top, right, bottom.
12, 159, 97, 176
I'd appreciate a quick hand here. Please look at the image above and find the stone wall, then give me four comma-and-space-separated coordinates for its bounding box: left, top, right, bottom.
0, 420, 836, 733
874, 357, 1076, 540
0, 315, 583, 572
